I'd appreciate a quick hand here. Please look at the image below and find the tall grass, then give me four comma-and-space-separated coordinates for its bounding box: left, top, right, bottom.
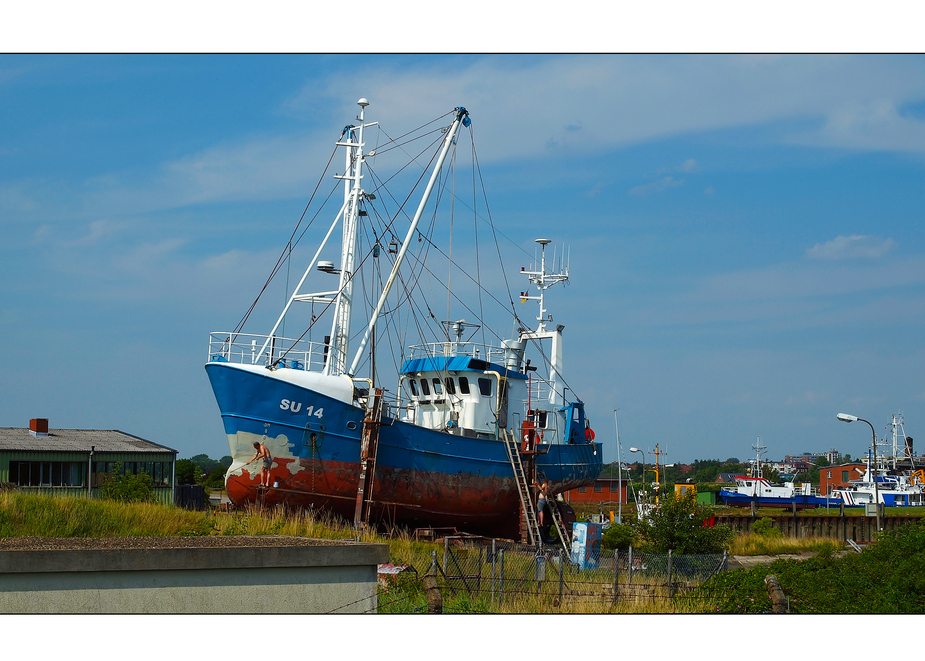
0, 492, 213, 537
727, 532, 842, 556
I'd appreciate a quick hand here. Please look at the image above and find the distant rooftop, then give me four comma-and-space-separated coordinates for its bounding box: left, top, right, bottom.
0, 423, 176, 455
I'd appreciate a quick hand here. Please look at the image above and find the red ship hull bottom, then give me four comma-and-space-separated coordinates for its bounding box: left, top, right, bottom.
227, 458, 525, 539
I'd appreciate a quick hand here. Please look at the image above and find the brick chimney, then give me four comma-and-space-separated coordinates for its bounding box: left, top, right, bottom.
29, 418, 49, 436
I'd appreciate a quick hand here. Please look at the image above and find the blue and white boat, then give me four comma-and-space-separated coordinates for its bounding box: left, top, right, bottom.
719, 440, 841, 509
831, 414, 924, 507
205, 100, 602, 539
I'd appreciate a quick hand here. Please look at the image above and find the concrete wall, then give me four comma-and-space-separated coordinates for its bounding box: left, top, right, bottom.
0, 538, 390, 614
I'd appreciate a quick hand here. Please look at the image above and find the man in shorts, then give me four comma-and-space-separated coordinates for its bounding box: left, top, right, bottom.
535, 478, 549, 528
248, 441, 273, 488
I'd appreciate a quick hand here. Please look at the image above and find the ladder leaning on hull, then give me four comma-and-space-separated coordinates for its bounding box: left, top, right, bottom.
502, 430, 572, 555
354, 388, 384, 528
502, 430, 541, 546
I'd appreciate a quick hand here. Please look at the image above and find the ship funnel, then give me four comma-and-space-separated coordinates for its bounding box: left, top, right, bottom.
502, 339, 526, 371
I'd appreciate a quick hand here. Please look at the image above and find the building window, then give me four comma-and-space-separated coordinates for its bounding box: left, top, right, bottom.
578, 487, 586, 493
594, 483, 603, 493
9, 461, 86, 487
842, 470, 850, 482
827, 471, 832, 479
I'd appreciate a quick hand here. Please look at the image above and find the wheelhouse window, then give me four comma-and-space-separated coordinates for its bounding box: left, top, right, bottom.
444, 377, 456, 394
420, 379, 430, 396
458, 377, 470, 394
478, 377, 492, 397
432, 378, 443, 394
408, 379, 418, 396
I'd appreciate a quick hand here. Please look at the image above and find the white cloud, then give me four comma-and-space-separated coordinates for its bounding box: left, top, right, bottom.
806, 235, 896, 260
9, 56, 925, 223
629, 176, 684, 196
65, 219, 123, 247
304, 55, 925, 164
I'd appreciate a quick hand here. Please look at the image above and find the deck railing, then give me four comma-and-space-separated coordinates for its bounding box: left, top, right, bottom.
208, 332, 328, 371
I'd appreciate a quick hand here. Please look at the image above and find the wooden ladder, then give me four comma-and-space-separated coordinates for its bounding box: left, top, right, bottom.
502, 430, 541, 546
354, 388, 384, 527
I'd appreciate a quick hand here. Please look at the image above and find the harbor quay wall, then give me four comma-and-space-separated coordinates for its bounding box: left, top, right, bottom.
715, 513, 921, 542
0, 537, 389, 614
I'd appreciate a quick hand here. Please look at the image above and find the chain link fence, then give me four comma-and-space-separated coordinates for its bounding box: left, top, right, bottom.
376, 536, 728, 613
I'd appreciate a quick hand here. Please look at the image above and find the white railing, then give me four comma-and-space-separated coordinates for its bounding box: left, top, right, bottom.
528, 379, 557, 403
406, 342, 509, 365
208, 332, 328, 371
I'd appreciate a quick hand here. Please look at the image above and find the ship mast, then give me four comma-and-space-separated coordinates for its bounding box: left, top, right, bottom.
519, 239, 569, 406
346, 107, 471, 378
255, 98, 377, 369
324, 98, 371, 376
752, 437, 766, 480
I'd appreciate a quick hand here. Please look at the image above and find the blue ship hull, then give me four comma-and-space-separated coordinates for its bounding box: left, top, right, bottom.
719, 490, 843, 509
206, 362, 602, 537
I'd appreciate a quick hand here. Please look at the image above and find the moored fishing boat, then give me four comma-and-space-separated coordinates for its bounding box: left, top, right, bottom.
205, 100, 602, 539
718, 440, 841, 509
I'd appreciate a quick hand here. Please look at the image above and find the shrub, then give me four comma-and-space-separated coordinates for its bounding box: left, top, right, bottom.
100, 462, 154, 503
633, 491, 733, 554
602, 523, 637, 550
752, 517, 782, 538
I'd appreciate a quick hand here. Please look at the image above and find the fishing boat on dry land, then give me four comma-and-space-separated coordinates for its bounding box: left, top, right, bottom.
719, 440, 841, 509
205, 100, 602, 541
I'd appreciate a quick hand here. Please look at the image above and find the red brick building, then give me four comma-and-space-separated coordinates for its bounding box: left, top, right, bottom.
819, 463, 866, 495
563, 477, 628, 504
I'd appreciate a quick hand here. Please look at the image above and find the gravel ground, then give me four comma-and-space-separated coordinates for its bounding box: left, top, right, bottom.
0, 536, 357, 551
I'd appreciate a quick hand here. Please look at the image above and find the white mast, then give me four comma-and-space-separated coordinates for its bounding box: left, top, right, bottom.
519, 238, 569, 406
325, 98, 371, 376
752, 437, 766, 480
890, 413, 907, 469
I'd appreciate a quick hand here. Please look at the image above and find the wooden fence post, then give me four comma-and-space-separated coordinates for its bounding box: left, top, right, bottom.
422, 573, 443, 614
765, 574, 787, 613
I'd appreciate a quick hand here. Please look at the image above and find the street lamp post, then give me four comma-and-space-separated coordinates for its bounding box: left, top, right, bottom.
629, 446, 645, 505
836, 413, 881, 532
614, 410, 623, 524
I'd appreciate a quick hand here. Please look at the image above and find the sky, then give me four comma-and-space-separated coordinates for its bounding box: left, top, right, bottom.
3, 53, 925, 469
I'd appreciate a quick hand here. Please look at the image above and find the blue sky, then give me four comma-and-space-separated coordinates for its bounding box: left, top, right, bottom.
3, 54, 925, 467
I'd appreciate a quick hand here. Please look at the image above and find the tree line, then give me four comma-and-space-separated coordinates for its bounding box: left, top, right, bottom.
175, 454, 232, 489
